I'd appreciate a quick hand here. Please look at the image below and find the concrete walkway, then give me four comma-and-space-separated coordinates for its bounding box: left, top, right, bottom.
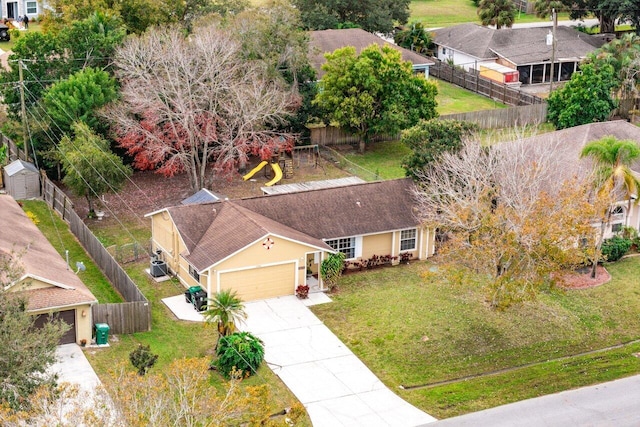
163, 293, 436, 426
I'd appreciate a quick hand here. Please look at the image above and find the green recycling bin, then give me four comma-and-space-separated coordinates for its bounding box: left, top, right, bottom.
95, 323, 110, 345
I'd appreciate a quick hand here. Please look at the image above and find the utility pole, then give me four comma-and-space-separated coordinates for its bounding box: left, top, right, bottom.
18, 60, 28, 161
549, 8, 557, 92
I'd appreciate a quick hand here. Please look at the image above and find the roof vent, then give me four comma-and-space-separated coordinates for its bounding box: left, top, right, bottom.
356, 201, 361, 207
546, 31, 553, 46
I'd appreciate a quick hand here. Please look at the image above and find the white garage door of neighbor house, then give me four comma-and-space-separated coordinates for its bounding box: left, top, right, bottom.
220, 263, 296, 301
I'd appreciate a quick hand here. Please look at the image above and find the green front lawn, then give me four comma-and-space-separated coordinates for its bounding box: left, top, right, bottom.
312, 257, 640, 418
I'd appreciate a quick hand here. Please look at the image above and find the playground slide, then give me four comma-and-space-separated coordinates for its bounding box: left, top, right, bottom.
242, 161, 268, 181
264, 163, 283, 187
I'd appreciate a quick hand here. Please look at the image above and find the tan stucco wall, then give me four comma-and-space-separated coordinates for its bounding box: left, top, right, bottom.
207, 236, 322, 297
150, 211, 185, 273
362, 233, 393, 259
11, 276, 51, 291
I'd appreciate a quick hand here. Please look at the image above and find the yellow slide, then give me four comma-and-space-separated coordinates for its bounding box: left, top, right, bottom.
264, 162, 283, 187
243, 161, 268, 181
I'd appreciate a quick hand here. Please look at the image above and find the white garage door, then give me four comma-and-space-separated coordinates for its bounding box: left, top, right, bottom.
220, 263, 296, 301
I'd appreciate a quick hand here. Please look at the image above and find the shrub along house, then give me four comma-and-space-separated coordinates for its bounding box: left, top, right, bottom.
1, 195, 97, 345
146, 178, 435, 302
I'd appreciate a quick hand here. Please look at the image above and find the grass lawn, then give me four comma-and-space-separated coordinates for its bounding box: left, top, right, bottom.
340, 123, 556, 181
312, 257, 640, 418
343, 140, 411, 180
435, 79, 506, 116
410, 0, 571, 27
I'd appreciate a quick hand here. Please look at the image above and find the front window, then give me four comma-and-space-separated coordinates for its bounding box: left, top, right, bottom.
326, 237, 356, 259
26, 1, 37, 13
188, 265, 200, 282
400, 229, 417, 251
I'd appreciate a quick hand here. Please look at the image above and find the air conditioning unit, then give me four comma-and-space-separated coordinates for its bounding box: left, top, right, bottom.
150, 259, 168, 277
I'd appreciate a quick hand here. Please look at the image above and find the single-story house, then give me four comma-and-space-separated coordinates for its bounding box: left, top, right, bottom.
508, 120, 640, 237
432, 23, 605, 85
146, 178, 435, 302
309, 28, 435, 79
1, 195, 97, 344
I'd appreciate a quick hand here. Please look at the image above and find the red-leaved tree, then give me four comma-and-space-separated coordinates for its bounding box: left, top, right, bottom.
106, 24, 297, 192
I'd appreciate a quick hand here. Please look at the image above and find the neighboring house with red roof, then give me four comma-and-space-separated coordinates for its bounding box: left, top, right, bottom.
146, 178, 435, 302
309, 28, 435, 79
1, 195, 97, 344
432, 23, 605, 85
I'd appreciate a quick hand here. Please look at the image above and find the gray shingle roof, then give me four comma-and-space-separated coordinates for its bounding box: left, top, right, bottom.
309, 28, 434, 77
433, 23, 605, 65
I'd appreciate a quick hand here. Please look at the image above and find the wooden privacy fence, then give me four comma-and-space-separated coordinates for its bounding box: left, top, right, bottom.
1, 134, 27, 162
92, 301, 150, 335
41, 173, 151, 334
311, 104, 548, 145
429, 59, 545, 106
440, 104, 548, 129
310, 126, 400, 146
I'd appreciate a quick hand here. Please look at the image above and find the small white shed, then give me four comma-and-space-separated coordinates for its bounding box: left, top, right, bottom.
3, 160, 40, 199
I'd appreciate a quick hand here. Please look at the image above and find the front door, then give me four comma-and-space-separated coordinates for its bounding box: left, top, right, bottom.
7, 2, 17, 19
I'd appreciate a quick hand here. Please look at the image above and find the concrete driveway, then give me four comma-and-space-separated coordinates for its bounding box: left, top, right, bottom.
49, 344, 101, 391
242, 296, 436, 427
163, 293, 436, 426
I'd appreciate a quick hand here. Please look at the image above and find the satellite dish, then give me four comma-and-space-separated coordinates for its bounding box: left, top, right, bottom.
75, 261, 86, 273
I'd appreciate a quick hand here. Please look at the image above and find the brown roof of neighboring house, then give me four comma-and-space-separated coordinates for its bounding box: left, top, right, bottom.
433, 23, 604, 65
0, 195, 97, 311
505, 120, 640, 179
515, 120, 640, 157
159, 178, 421, 271
309, 28, 434, 77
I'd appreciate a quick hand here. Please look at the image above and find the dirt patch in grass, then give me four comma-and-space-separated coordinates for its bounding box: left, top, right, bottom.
557, 265, 611, 289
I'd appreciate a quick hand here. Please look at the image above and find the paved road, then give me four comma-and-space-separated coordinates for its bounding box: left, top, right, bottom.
511, 18, 600, 29
423, 374, 640, 427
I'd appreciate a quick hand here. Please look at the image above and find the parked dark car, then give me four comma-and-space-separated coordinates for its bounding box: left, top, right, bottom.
0, 25, 10, 42
184, 286, 208, 312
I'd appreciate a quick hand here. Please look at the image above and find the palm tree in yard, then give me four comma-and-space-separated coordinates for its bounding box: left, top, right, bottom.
581, 136, 640, 277
204, 289, 247, 346
478, 0, 516, 29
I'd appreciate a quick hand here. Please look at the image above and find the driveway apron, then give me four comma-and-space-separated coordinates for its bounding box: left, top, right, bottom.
242, 296, 436, 427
